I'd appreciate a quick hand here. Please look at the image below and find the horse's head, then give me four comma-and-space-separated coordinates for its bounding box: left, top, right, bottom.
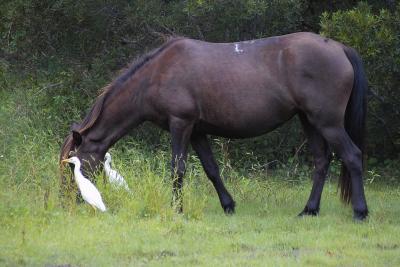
70, 131, 107, 176
60, 123, 107, 178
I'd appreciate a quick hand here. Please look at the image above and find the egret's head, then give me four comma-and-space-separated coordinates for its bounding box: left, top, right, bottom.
61, 156, 81, 166
105, 152, 111, 161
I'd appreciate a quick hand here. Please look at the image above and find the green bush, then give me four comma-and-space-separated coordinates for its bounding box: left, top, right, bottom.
1, 0, 399, 171
0, 0, 308, 167
321, 2, 400, 158
0, 0, 306, 60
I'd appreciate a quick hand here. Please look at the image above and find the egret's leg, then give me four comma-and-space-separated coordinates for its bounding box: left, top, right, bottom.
91, 205, 97, 215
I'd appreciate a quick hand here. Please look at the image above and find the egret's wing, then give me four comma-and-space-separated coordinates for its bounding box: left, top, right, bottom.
78, 178, 106, 211
109, 170, 127, 184
114, 172, 126, 184
114, 172, 130, 191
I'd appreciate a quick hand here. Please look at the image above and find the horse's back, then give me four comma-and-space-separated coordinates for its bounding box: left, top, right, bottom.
147, 33, 354, 137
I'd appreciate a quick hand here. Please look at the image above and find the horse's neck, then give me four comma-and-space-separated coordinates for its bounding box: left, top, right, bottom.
87, 92, 145, 150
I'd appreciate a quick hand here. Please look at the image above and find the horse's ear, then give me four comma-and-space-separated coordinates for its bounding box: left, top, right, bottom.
72, 131, 82, 146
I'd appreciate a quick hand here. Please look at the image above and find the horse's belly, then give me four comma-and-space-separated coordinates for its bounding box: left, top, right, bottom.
195, 107, 296, 138
194, 121, 278, 138
194, 88, 296, 138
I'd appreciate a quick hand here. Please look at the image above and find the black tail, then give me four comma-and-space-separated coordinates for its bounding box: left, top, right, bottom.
340, 46, 368, 203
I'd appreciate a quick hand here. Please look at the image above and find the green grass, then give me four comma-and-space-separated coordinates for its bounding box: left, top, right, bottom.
1, 144, 400, 266
1, 74, 400, 266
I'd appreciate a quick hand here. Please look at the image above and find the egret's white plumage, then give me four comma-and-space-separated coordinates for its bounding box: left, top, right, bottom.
62, 157, 107, 212
104, 152, 130, 192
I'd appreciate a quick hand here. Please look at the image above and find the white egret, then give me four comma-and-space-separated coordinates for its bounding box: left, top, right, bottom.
104, 152, 130, 192
61, 157, 107, 212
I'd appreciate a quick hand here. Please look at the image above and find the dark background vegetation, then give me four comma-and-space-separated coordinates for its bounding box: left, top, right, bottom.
1, 0, 399, 177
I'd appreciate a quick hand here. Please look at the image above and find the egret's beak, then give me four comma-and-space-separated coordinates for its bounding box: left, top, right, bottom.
61, 159, 70, 164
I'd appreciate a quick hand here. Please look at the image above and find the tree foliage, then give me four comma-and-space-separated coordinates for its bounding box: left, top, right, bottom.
0, 0, 399, 165
321, 2, 400, 158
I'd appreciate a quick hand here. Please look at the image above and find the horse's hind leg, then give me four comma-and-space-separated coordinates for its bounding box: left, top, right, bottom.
169, 117, 194, 213
191, 133, 235, 214
318, 126, 368, 220
299, 114, 332, 216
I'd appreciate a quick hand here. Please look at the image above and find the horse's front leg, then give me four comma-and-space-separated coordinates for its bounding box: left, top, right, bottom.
191, 133, 235, 214
169, 117, 194, 213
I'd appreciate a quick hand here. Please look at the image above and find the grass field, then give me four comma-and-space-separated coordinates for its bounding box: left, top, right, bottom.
1, 144, 400, 266
1, 77, 400, 266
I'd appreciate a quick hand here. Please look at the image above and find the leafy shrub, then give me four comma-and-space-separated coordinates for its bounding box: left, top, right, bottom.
321, 2, 400, 158
1, 0, 399, 173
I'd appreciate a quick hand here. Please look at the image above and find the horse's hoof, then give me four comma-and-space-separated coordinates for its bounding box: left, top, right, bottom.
353, 209, 368, 221
172, 205, 183, 213
298, 206, 319, 217
223, 201, 236, 215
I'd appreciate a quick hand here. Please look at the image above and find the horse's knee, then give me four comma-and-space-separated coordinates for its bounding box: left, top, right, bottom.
313, 157, 330, 178
343, 149, 362, 174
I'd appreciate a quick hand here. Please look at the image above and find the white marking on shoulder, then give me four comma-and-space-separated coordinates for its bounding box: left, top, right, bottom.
243, 40, 256, 44
278, 50, 283, 72
234, 43, 243, 54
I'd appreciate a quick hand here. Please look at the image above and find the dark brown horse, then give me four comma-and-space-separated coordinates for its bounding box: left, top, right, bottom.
60, 32, 368, 220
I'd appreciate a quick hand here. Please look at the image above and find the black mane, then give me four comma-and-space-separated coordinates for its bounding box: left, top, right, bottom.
115, 37, 182, 87
80, 37, 182, 134
60, 37, 183, 162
